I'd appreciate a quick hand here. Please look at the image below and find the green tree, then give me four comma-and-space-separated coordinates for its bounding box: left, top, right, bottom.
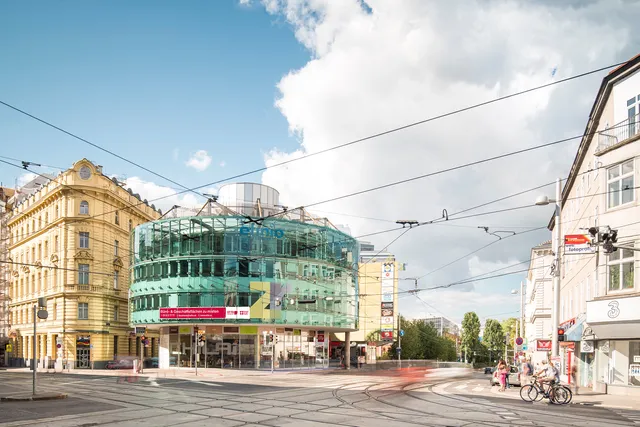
461, 312, 481, 363
482, 319, 504, 363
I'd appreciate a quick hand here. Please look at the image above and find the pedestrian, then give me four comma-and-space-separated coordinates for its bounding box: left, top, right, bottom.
497, 360, 508, 392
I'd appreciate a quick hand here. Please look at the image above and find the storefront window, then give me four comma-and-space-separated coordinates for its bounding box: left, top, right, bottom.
596, 340, 610, 384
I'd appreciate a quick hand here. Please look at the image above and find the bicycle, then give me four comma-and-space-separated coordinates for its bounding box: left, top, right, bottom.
519, 375, 572, 404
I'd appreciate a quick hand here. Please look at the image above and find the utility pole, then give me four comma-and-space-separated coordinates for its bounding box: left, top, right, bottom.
551, 178, 562, 358
397, 315, 401, 369
32, 304, 36, 395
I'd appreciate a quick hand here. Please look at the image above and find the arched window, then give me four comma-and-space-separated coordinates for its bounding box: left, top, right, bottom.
80, 200, 89, 215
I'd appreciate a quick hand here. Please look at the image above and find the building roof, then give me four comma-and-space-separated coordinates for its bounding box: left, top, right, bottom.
548, 53, 640, 230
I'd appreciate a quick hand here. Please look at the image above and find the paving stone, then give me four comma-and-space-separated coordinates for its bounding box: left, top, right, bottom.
190, 407, 245, 417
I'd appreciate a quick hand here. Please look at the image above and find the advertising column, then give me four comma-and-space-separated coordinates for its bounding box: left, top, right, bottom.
380, 263, 395, 344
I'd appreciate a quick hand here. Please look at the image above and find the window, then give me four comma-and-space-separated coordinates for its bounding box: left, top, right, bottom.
80, 200, 89, 215
78, 264, 90, 285
607, 160, 634, 208
44, 241, 48, 258
78, 302, 88, 320
114, 240, 119, 256
628, 96, 639, 138
113, 270, 119, 289
114, 305, 118, 321
45, 212, 49, 224
115, 210, 119, 225
54, 235, 59, 252
608, 247, 634, 292
55, 205, 59, 219
79, 232, 90, 249
129, 219, 132, 232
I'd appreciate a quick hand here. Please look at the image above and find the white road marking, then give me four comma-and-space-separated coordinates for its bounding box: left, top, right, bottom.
472, 387, 484, 392
454, 384, 467, 390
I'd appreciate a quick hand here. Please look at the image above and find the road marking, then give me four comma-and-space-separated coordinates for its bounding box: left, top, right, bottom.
454, 384, 467, 390
472, 387, 484, 392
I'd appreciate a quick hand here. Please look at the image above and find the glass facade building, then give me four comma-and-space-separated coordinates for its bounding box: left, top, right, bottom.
129, 183, 359, 369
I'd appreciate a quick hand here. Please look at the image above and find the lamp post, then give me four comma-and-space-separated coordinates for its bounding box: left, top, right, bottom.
535, 178, 562, 357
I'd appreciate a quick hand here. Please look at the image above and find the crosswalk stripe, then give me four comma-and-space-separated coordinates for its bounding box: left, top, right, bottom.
472, 387, 484, 392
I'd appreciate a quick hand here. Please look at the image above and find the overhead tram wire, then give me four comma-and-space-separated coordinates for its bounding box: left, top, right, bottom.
1, 61, 626, 218
0, 103, 207, 202
416, 226, 547, 280
5, 118, 634, 235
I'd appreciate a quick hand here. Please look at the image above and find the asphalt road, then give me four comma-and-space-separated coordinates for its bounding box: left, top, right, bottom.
1, 370, 639, 427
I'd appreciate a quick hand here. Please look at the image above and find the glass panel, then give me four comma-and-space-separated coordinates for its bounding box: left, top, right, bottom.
608, 166, 620, 180
622, 262, 634, 289
609, 264, 620, 291
608, 181, 620, 208
630, 342, 640, 386
622, 176, 634, 204
622, 160, 634, 175
623, 248, 634, 259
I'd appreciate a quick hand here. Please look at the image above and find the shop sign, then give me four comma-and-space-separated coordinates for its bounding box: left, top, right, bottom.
630, 364, 640, 377
634, 356, 640, 363
381, 294, 394, 302
580, 340, 595, 353
587, 295, 640, 323
381, 331, 394, 340
239, 224, 284, 239
380, 324, 394, 331
381, 308, 393, 316
178, 326, 191, 334
536, 340, 552, 351
560, 318, 576, 330
381, 302, 394, 309
225, 307, 250, 320
317, 333, 325, 342
564, 234, 595, 255
160, 307, 226, 319
381, 316, 394, 325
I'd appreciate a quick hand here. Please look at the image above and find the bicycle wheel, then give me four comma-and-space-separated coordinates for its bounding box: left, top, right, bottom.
550, 386, 570, 405
558, 386, 573, 404
534, 385, 545, 402
519, 384, 538, 402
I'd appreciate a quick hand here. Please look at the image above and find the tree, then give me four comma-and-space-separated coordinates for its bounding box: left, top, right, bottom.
461, 312, 480, 363
482, 319, 504, 363
501, 317, 518, 362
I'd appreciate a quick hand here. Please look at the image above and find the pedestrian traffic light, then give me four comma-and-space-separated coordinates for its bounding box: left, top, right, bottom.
558, 328, 565, 342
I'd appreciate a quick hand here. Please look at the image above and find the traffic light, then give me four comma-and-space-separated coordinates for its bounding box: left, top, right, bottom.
198, 333, 205, 345
558, 328, 565, 342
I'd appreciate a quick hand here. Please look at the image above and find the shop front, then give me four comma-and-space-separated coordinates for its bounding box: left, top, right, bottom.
586, 295, 640, 396
158, 325, 330, 370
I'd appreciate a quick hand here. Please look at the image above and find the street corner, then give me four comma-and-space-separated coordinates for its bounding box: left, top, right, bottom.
0, 392, 68, 401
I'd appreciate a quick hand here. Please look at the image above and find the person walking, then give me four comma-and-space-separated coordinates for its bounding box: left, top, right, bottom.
571, 360, 579, 395
497, 360, 508, 392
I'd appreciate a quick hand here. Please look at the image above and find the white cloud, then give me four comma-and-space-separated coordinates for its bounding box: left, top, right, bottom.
239, 0, 251, 6
219, 161, 226, 168
185, 150, 213, 172
125, 176, 202, 213
258, 0, 639, 320
17, 173, 37, 187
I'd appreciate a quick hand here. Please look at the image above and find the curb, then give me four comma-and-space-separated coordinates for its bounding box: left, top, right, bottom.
0, 393, 68, 402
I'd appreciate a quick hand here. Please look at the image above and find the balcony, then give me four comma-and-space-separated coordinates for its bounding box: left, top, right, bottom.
596, 112, 640, 154
529, 307, 551, 322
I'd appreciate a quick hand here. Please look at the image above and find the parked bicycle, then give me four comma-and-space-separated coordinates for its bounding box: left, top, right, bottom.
519, 375, 572, 404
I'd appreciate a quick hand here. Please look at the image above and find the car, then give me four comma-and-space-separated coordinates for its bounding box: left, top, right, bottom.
489, 366, 521, 387
484, 366, 494, 374
106, 359, 135, 370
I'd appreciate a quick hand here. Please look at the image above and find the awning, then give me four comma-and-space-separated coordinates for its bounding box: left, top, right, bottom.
564, 314, 585, 342
589, 322, 640, 340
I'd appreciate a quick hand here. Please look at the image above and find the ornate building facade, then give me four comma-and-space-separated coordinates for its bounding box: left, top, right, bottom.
6, 159, 160, 369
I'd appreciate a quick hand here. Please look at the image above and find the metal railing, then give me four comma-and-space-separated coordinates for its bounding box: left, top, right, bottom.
597, 112, 640, 153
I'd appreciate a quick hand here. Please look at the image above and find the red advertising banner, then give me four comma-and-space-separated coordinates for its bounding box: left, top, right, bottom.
159, 307, 226, 319
536, 339, 552, 351
381, 331, 394, 340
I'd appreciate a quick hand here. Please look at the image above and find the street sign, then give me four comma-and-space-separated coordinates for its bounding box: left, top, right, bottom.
516, 337, 523, 346
564, 234, 596, 255
399, 330, 405, 337
397, 347, 402, 354
522, 345, 528, 351
135, 327, 146, 334
56, 344, 62, 349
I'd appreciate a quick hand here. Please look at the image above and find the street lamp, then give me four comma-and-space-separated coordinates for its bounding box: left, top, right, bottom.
534, 178, 562, 357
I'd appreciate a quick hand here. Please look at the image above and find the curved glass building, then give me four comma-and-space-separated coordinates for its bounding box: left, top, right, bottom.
130, 183, 359, 369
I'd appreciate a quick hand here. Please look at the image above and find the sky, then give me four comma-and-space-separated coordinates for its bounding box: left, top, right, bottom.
2, 0, 639, 324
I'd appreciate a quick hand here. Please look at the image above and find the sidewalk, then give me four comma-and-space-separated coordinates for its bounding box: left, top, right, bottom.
490, 383, 640, 410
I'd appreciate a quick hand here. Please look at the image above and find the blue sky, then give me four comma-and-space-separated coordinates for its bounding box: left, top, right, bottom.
0, 0, 305, 189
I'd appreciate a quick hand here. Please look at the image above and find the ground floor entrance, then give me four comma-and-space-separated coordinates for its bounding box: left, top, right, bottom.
157, 325, 348, 370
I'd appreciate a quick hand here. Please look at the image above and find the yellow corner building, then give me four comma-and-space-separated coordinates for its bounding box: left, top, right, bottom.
6, 159, 160, 369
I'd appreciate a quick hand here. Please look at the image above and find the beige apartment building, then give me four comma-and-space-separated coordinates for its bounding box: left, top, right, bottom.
550, 55, 640, 395
6, 159, 161, 369
345, 241, 401, 364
